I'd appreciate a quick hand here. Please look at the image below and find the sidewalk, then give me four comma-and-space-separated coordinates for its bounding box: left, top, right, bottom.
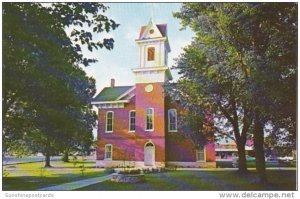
37, 174, 114, 191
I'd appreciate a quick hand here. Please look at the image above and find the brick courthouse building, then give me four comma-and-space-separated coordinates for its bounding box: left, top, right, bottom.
92, 20, 216, 168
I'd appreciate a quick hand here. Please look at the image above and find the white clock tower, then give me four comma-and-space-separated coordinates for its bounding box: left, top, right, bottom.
131, 19, 172, 167
132, 19, 173, 83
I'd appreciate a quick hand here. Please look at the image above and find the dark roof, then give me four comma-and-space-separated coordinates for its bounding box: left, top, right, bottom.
92, 86, 133, 102
138, 24, 167, 39
139, 26, 147, 39
157, 24, 167, 37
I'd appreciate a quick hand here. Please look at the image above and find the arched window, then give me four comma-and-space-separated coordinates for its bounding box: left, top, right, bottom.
145, 108, 154, 131
168, 109, 177, 132
104, 144, 113, 160
106, 111, 114, 132
147, 47, 155, 61
129, 110, 136, 132
145, 142, 154, 147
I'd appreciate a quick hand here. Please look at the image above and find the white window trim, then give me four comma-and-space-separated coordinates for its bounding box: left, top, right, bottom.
104, 144, 113, 160
129, 110, 136, 132
145, 108, 154, 132
196, 146, 206, 162
168, 109, 178, 132
105, 111, 114, 133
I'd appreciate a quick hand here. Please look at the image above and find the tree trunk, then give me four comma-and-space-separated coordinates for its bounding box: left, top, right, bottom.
62, 149, 69, 162
237, 142, 247, 173
45, 152, 51, 167
44, 138, 51, 167
254, 114, 267, 184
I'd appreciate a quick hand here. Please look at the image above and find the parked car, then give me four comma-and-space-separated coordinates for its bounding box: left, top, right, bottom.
277, 156, 294, 162
232, 155, 255, 168
265, 156, 278, 162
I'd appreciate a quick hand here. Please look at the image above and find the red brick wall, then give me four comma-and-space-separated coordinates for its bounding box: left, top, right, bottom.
206, 142, 216, 162
97, 82, 167, 163
134, 82, 166, 162
165, 97, 216, 162
96, 85, 215, 163
96, 97, 136, 160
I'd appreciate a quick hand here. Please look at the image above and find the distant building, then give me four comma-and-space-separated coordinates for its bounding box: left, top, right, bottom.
92, 19, 216, 168
215, 139, 254, 161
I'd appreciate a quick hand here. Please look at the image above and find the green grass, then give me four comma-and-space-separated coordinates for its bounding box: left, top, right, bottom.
217, 160, 296, 168
3, 160, 105, 191
246, 161, 296, 168
3, 160, 296, 191
77, 170, 296, 191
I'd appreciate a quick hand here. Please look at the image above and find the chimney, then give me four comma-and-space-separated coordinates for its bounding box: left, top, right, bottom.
110, 78, 115, 87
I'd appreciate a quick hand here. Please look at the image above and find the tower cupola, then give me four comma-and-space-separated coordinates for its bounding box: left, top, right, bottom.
132, 19, 172, 83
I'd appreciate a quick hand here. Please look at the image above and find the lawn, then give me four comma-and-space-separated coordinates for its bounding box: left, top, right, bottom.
216, 160, 296, 168
3, 159, 296, 191
3, 160, 105, 191
77, 170, 296, 191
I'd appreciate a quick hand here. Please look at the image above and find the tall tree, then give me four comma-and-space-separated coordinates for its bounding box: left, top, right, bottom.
166, 42, 253, 173
3, 3, 118, 167
173, 3, 297, 183
171, 5, 254, 173
237, 3, 296, 183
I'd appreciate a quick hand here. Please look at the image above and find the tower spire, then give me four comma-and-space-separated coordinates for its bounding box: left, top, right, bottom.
151, 3, 154, 22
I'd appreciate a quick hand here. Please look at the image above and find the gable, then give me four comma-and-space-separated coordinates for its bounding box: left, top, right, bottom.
93, 86, 133, 102
138, 21, 167, 40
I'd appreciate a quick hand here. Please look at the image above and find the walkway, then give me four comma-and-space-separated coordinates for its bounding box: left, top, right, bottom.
37, 174, 114, 191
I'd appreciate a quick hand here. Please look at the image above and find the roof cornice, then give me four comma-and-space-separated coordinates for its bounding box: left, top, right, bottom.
132, 66, 169, 72
91, 100, 129, 105
135, 37, 167, 43
115, 86, 136, 100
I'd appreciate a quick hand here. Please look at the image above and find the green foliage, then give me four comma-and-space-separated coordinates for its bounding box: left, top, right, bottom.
118, 169, 141, 175
3, 169, 10, 178
79, 164, 86, 176
170, 3, 297, 174
165, 165, 177, 171
61, 152, 69, 162
174, 2, 296, 132
3, 3, 118, 163
104, 167, 115, 174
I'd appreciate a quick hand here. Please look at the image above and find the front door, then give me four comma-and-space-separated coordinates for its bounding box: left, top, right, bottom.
144, 142, 155, 166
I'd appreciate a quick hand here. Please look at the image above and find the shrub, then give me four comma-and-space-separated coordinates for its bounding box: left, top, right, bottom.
142, 168, 150, 173
165, 165, 177, 171
3, 169, 9, 177
119, 169, 141, 175
130, 169, 141, 174
152, 168, 159, 173
79, 164, 86, 176
159, 167, 166, 172
104, 167, 115, 174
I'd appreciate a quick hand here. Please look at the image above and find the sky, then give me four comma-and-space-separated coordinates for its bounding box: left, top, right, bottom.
80, 3, 194, 94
